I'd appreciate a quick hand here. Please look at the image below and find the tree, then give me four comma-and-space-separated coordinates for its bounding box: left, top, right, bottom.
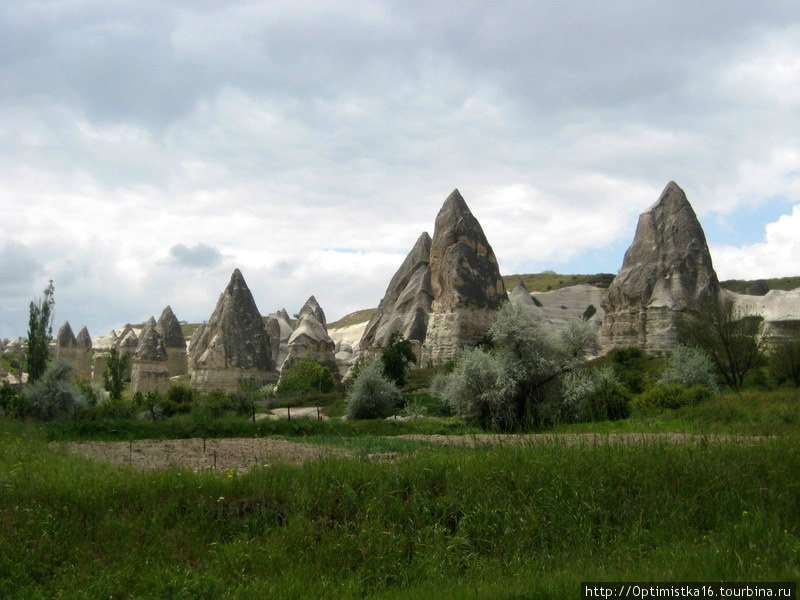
276, 358, 336, 396
381, 331, 416, 388
677, 296, 764, 391
657, 344, 720, 393
436, 302, 599, 430
768, 330, 800, 387
103, 347, 130, 401
26, 280, 55, 383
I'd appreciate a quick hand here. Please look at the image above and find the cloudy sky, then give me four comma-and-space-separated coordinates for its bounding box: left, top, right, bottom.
1, 1, 799, 340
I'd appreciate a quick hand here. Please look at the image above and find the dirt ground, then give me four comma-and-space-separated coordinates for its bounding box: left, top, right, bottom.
51, 432, 761, 473
52, 438, 352, 473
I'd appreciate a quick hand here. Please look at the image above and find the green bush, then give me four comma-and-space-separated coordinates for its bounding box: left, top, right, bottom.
167, 384, 195, 405
582, 379, 631, 421
346, 360, 401, 419
0, 382, 23, 417
277, 358, 336, 396
195, 391, 235, 419
158, 398, 192, 417
23, 359, 88, 420
658, 344, 720, 393
633, 384, 713, 410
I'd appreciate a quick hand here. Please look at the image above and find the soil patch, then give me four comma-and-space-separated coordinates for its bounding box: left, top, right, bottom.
52, 438, 351, 473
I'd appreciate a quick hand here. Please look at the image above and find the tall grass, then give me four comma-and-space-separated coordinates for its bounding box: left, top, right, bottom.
1, 418, 798, 599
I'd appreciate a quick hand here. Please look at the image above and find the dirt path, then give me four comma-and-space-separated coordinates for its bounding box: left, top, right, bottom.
52, 438, 351, 473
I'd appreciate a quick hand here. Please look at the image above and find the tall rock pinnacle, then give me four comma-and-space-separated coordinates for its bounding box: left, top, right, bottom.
600, 181, 720, 353
421, 189, 507, 363
359, 231, 433, 356
189, 268, 278, 392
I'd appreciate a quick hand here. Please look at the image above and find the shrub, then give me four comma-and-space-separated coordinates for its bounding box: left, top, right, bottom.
196, 390, 235, 418
437, 347, 506, 427
23, 359, 88, 420
0, 382, 23, 417
633, 384, 713, 410
277, 358, 336, 396
346, 360, 401, 420
167, 384, 195, 405
158, 398, 192, 417
582, 379, 631, 421
658, 344, 720, 393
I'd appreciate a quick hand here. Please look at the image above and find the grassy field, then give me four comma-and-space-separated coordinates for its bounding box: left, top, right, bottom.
502, 272, 615, 293
2, 388, 799, 599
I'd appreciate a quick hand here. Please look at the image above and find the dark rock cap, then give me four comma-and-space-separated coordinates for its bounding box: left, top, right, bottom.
76, 326, 92, 349
429, 189, 507, 311
360, 231, 433, 349
157, 305, 187, 349
56, 322, 77, 348
134, 327, 168, 361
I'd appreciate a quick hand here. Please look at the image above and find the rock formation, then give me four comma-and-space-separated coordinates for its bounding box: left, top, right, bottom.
281, 296, 339, 379
131, 327, 170, 395
264, 309, 294, 367
421, 189, 507, 364
360, 232, 433, 361
600, 181, 720, 353
189, 269, 277, 392
74, 326, 93, 381
115, 328, 139, 380
156, 305, 188, 377
508, 279, 538, 310
55, 321, 77, 358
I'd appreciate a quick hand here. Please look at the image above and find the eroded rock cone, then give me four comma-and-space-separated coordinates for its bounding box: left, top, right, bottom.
131, 327, 170, 395
189, 268, 277, 392
600, 181, 720, 353
157, 305, 188, 376
281, 296, 339, 380
422, 189, 507, 364
74, 326, 93, 381
360, 231, 433, 359
508, 279, 537, 309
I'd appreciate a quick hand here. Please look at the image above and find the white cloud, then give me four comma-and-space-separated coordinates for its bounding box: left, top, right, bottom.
711, 205, 800, 281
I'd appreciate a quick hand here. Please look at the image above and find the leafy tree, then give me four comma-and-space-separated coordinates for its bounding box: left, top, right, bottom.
677, 297, 764, 391
26, 280, 55, 383
103, 347, 130, 401
346, 359, 401, 419
437, 302, 599, 430
277, 358, 335, 396
657, 344, 720, 393
234, 378, 261, 422
381, 331, 416, 387
768, 331, 800, 387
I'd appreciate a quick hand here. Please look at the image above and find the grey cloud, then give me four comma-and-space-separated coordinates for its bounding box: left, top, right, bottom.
0, 242, 43, 294
169, 243, 223, 268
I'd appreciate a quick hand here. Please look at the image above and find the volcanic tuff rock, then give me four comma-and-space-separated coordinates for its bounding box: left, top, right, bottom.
508, 279, 538, 310
55, 321, 91, 380
189, 269, 278, 392
74, 326, 93, 380
600, 181, 720, 353
56, 322, 77, 348
360, 232, 433, 358
281, 296, 339, 380
422, 189, 507, 364
131, 327, 170, 395
264, 309, 294, 367
156, 305, 188, 377
116, 329, 139, 379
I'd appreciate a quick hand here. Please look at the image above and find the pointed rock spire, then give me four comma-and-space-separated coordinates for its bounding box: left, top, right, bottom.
422, 189, 507, 364
600, 181, 720, 353
509, 279, 536, 308
56, 322, 77, 348
360, 231, 433, 355
76, 326, 92, 349
298, 295, 326, 328
189, 268, 277, 392
281, 296, 339, 380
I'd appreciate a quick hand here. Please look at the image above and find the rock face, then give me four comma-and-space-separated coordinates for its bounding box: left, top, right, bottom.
189, 269, 278, 392
421, 189, 507, 364
264, 309, 294, 367
131, 327, 170, 395
74, 326, 93, 381
600, 181, 720, 353
508, 279, 538, 310
116, 329, 139, 380
281, 296, 339, 379
156, 305, 188, 377
360, 232, 433, 359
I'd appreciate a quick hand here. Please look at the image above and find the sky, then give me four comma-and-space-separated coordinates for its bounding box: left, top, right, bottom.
1, 1, 799, 340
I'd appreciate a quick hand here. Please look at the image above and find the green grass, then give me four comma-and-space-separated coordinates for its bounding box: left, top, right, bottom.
2, 417, 798, 599
502, 272, 615, 293
720, 276, 800, 294
328, 308, 376, 330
